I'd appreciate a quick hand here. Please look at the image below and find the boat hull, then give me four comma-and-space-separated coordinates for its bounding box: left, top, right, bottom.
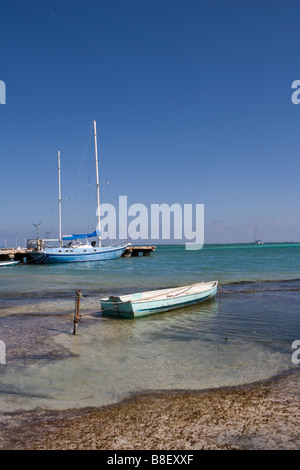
29, 245, 127, 264
101, 281, 218, 318
0, 260, 21, 267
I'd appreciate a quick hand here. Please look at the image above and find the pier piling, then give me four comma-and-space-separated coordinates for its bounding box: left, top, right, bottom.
73, 289, 82, 335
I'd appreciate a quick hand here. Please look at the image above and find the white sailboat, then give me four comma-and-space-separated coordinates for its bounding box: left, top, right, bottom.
254, 226, 264, 245
30, 121, 127, 263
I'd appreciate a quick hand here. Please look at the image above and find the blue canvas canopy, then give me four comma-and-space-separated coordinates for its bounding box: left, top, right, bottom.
62, 230, 101, 241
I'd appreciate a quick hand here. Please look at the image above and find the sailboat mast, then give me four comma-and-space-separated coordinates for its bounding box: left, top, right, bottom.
58, 150, 62, 247
93, 120, 101, 246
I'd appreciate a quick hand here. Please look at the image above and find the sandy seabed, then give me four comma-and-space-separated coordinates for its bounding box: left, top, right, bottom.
0, 370, 299, 450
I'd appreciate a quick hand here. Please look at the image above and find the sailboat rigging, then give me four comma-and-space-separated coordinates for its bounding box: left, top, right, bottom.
30, 121, 127, 263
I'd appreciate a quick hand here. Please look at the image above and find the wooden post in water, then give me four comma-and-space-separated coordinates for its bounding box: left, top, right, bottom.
73, 289, 82, 335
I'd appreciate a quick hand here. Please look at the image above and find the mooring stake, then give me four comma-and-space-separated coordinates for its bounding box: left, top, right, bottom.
73, 289, 82, 335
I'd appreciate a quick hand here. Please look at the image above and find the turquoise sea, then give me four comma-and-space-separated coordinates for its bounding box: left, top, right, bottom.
0, 243, 299, 412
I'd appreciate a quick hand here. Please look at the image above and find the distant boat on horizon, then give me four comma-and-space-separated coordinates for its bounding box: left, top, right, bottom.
30, 121, 127, 264
253, 226, 264, 245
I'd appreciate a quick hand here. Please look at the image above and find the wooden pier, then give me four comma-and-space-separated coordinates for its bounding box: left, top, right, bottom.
122, 246, 156, 257
0, 249, 30, 262
0, 245, 156, 262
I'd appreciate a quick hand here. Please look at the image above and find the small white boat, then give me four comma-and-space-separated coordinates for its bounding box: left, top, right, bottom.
0, 260, 21, 267
101, 281, 218, 318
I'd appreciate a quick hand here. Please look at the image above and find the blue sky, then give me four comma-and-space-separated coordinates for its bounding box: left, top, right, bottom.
0, 0, 300, 245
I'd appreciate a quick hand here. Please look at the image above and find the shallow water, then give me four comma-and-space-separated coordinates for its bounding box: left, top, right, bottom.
0, 244, 299, 411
